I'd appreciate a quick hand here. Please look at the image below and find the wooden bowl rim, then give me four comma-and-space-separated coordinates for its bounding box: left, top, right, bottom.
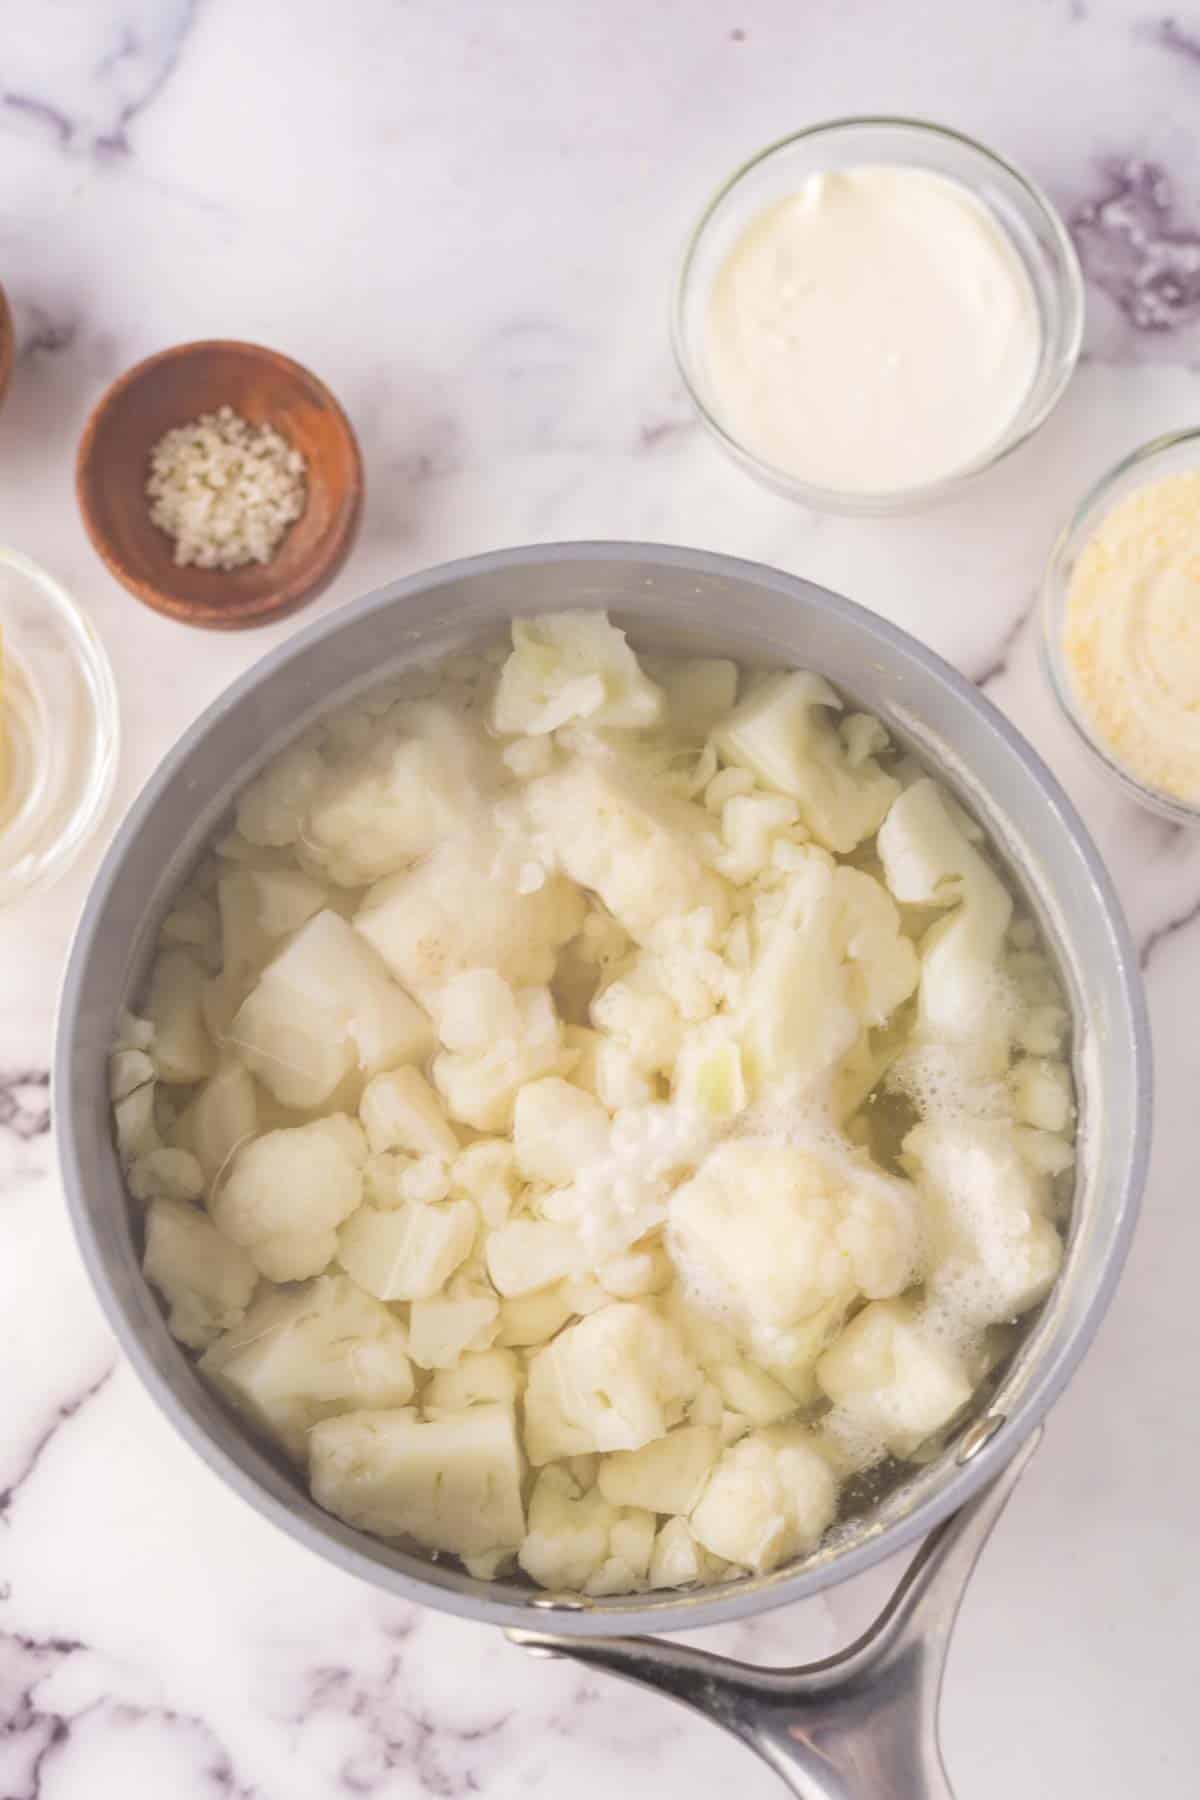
75, 338, 364, 630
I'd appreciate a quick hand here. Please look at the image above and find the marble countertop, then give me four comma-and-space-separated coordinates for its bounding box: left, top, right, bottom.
2, 0, 1198, 1793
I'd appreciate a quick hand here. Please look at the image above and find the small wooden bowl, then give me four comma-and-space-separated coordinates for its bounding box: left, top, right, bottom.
0, 285, 14, 412
76, 340, 363, 629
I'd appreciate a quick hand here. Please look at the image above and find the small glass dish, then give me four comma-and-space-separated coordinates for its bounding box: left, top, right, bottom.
1041, 427, 1200, 825
672, 116, 1084, 514
0, 548, 120, 904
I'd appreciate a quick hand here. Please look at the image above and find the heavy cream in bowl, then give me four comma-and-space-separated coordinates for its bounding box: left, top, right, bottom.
674, 120, 1083, 511
705, 166, 1040, 495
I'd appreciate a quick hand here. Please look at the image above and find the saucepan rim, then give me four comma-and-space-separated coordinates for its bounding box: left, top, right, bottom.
54, 540, 1151, 1634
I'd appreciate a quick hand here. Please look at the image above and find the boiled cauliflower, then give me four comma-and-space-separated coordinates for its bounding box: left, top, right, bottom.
209, 1115, 366, 1281
517, 1464, 656, 1595
199, 1274, 414, 1461
119, 614, 1075, 1599
524, 1301, 700, 1463
493, 611, 664, 736
667, 1138, 918, 1366
526, 755, 730, 948
356, 832, 584, 992
689, 1426, 838, 1574
714, 671, 898, 854
877, 778, 1015, 1074
739, 852, 917, 1095
310, 1403, 525, 1558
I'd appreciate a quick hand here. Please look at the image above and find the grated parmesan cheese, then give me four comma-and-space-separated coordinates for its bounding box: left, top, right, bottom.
146, 405, 307, 571
1064, 470, 1200, 801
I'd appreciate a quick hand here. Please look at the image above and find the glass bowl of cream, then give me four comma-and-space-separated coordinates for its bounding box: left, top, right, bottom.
0, 548, 120, 904
1042, 428, 1200, 824
673, 117, 1083, 512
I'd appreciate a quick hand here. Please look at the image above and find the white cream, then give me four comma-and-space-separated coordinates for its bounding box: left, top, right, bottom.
703, 164, 1041, 495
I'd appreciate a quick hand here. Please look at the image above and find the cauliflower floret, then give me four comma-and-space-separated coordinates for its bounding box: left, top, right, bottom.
590, 956, 685, 1076
740, 851, 918, 1094
145, 950, 215, 1084
128, 1147, 205, 1205
303, 704, 487, 885
714, 671, 898, 854
526, 755, 730, 948
210, 1115, 366, 1281
408, 1289, 501, 1368
230, 910, 433, 1109
877, 779, 1015, 1075
598, 1241, 672, 1300
513, 1077, 610, 1183
496, 1282, 575, 1347
449, 1139, 518, 1227
423, 1349, 524, 1417
493, 611, 664, 736
567, 1028, 657, 1111
310, 1403, 525, 1558
114, 1083, 161, 1166
433, 985, 567, 1132
359, 1066, 459, 1158
668, 1139, 917, 1365
485, 1218, 585, 1296
179, 1060, 257, 1182
816, 1298, 973, 1460
689, 1425, 838, 1574
248, 867, 327, 937
904, 1117, 1064, 1327
660, 657, 739, 738
1009, 1057, 1074, 1134
142, 1196, 258, 1350
597, 1424, 721, 1515
337, 1196, 476, 1301
648, 1515, 731, 1589
671, 1023, 747, 1122
715, 791, 802, 884
517, 1464, 656, 1595
236, 743, 326, 847
356, 833, 584, 992
199, 1274, 414, 1461
524, 1301, 700, 1464
432, 969, 523, 1052
109, 1044, 155, 1103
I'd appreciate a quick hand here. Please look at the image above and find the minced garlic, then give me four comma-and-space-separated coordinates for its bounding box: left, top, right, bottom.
1064, 469, 1200, 802
146, 405, 307, 571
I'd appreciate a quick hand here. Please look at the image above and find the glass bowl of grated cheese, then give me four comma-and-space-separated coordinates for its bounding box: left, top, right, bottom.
1042, 426, 1200, 824
0, 547, 120, 904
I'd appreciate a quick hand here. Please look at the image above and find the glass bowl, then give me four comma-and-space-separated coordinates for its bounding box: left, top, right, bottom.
0, 548, 120, 904
672, 116, 1084, 514
1042, 427, 1200, 825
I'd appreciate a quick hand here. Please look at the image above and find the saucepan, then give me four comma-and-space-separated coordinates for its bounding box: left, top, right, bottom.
55, 544, 1150, 1798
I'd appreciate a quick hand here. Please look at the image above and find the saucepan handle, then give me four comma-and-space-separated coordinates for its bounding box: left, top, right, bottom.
509, 1430, 1040, 1800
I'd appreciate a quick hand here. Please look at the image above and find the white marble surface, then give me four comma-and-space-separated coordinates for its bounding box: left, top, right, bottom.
1, 0, 1198, 1793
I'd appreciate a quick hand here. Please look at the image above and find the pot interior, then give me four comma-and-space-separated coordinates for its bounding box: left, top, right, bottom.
56, 544, 1148, 1634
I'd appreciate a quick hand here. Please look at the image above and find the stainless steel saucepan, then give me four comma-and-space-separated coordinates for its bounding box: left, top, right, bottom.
56, 544, 1150, 1798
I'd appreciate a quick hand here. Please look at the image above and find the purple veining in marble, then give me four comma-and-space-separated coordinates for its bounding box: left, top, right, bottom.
0, 0, 197, 158
1140, 889, 1200, 967
91, 5, 198, 155
0, 1073, 50, 1142
973, 597, 1034, 691
0, 1365, 116, 1521
1073, 159, 1200, 332
287, 1652, 513, 1797
0, 1632, 256, 1800
637, 413, 697, 450
1151, 14, 1200, 63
